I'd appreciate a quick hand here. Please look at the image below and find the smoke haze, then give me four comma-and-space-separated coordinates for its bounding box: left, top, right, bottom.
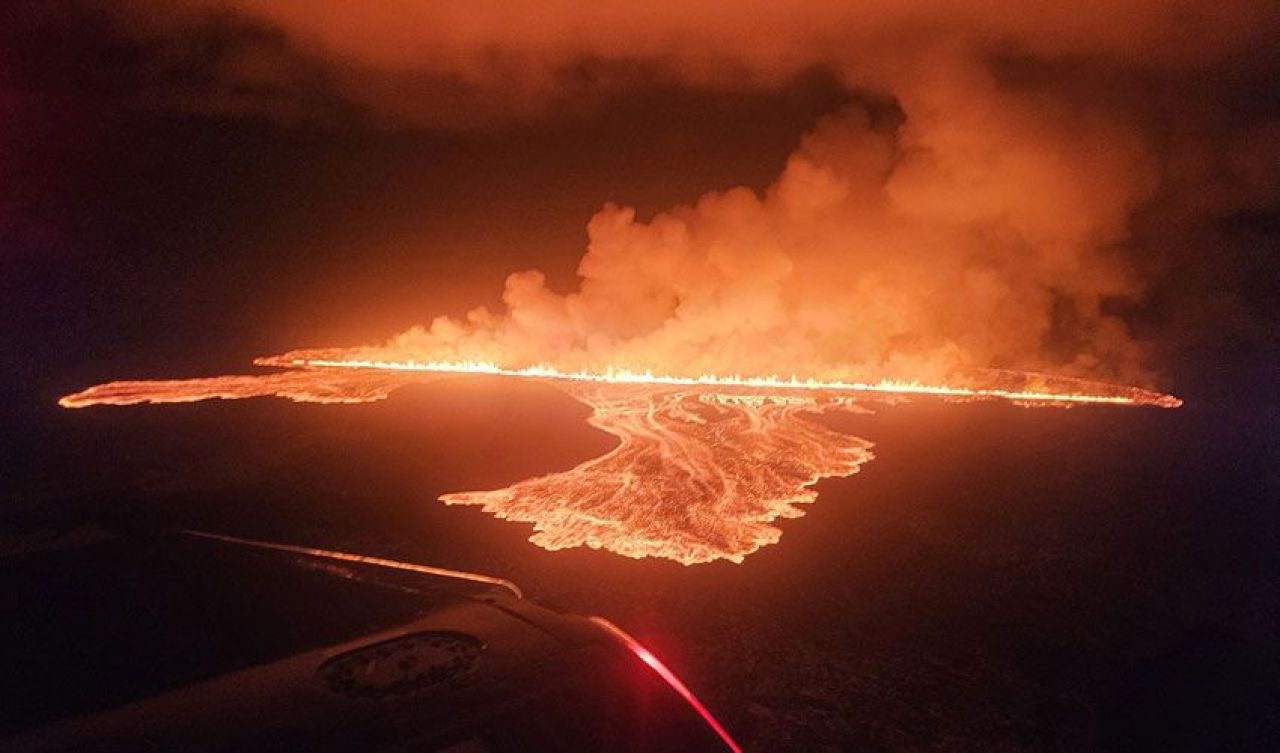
28, 1, 1280, 383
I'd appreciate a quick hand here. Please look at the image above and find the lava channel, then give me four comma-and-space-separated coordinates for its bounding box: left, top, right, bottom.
59, 360, 1180, 564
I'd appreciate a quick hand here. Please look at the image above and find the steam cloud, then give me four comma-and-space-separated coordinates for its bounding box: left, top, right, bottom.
315, 90, 1151, 382
116, 1, 1280, 382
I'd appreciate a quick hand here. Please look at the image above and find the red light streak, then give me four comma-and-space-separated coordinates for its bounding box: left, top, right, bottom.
589, 617, 742, 753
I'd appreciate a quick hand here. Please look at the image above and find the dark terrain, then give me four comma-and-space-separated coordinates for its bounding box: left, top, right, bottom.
3, 356, 1276, 751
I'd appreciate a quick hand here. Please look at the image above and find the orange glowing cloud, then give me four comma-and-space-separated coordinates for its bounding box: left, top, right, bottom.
99, 1, 1276, 383
256, 87, 1156, 386
119, 1, 1279, 127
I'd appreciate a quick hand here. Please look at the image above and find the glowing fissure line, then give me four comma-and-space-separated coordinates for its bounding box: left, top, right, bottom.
283, 358, 1183, 408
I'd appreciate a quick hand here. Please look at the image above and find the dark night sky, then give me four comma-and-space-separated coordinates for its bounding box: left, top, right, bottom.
2, 3, 1278, 750
2, 12, 856, 396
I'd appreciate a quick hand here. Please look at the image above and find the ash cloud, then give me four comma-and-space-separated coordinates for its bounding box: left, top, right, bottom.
107, 1, 1280, 382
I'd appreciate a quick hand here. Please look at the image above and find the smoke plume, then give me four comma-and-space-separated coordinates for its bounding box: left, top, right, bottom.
106, 1, 1280, 382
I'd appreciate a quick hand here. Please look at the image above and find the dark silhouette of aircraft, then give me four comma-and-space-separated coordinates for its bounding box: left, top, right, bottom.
1, 529, 739, 752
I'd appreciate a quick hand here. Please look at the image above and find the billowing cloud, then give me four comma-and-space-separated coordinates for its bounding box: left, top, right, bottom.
90, 1, 1280, 382
117, 1, 1279, 126
276, 77, 1152, 381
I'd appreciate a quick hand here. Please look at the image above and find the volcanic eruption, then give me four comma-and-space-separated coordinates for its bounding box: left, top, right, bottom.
60, 353, 1179, 564
53, 1, 1225, 564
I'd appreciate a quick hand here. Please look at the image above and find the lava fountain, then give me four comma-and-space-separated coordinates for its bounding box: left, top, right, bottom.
59, 358, 1180, 565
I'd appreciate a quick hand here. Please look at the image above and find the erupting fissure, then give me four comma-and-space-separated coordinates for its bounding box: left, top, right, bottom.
59, 357, 1180, 565
258, 357, 1184, 408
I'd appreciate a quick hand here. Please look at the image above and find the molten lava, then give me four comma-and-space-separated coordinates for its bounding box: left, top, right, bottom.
59, 358, 1181, 565
442, 384, 875, 564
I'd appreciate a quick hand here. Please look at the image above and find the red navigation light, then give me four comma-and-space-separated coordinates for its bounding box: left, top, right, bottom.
589, 617, 742, 753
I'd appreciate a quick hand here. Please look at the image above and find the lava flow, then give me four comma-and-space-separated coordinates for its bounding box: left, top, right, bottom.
59, 359, 1181, 564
